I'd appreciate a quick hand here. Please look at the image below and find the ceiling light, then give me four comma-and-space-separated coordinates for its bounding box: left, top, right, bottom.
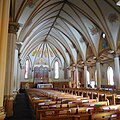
116, 0, 120, 6
20, 42, 23, 45
102, 33, 106, 38
93, 56, 96, 60
81, 61, 84, 64
16, 41, 23, 45
108, 50, 114, 54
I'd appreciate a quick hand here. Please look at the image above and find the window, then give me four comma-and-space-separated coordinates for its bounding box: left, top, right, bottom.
107, 66, 114, 85
54, 61, 59, 79
25, 60, 29, 79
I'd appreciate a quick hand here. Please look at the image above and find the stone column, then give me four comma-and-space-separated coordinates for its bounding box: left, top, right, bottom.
96, 60, 101, 89
0, 0, 10, 119
75, 67, 79, 88
114, 55, 120, 89
17, 59, 21, 91
4, 22, 19, 117
72, 70, 74, 82
14, 46, 19, 92
50, 68, 54, 80
72, 67, 75, 88
48, 69, 51, 82
67, 68, 71, 87
84, 64, 88, 88
67, 68, 71, 79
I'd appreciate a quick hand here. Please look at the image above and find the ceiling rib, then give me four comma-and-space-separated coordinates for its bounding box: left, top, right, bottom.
32, 42, 43, 68
44, 0, 66, 41
46, 43, 50, 67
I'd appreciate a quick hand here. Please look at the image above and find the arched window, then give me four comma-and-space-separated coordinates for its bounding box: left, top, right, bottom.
25, 60, 29, 79
54, 61, 59, 79
107, 66, 114, 85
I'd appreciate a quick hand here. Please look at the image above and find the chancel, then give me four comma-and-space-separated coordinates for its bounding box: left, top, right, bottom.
0, 0, 120, 120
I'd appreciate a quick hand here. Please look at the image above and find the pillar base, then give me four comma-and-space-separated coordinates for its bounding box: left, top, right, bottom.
4, 95, 14, 117
0, 107, 6, 120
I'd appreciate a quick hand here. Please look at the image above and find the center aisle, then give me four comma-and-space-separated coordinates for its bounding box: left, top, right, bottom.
5, 93, 35, 120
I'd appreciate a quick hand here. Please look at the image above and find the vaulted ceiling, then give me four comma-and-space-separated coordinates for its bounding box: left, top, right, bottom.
11, 0, 120, 68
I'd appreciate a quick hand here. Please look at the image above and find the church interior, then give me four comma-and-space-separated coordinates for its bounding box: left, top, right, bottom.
0, 0, 120, 120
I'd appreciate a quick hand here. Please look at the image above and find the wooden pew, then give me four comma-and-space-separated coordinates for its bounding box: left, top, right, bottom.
92, 111, 118, 120
35, 98, 97, 119
26, 89, 120, 120
37, 107, 91, 120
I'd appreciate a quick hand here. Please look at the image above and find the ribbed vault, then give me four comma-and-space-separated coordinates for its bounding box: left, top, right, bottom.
13, 0, 120, 68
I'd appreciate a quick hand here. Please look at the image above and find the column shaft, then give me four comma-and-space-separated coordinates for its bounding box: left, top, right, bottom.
14, 49, 18, 91
67, 68, 71, 79
17, 61, 21, 90
96, 62, 101, 89
71, 67, 75, 88
84, 65, 88, 88
114, 56, 120, 89
4, 33, 16, 117
5, 34, 16, 95
0, 0, 10, 119
75, 67, 79, 88
48, 70, 51, 82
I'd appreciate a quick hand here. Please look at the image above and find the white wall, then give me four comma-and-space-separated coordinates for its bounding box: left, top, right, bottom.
49, 68, 65, 81
19, 58, 119, 87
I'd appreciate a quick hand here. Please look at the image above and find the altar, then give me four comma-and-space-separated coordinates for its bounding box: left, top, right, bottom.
37, 84, 53, 88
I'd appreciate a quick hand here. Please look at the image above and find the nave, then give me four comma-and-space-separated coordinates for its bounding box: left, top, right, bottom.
0, 0, 120, 120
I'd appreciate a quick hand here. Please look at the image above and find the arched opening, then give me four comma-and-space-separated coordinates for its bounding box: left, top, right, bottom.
25, 60, 29, 79
107, 66, 114, 85
54, 61, 59, 79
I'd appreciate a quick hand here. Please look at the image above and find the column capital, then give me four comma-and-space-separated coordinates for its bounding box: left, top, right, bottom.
67, 67, 70, 70
15, 43, 22, 51
96, 58, 101, 63
9, 22, 19, 33
15, 44, 19, 50
114, 54, 119, 58
71, 67, 75, 71
83, 62, 87, 66
4, 95, 14, 100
